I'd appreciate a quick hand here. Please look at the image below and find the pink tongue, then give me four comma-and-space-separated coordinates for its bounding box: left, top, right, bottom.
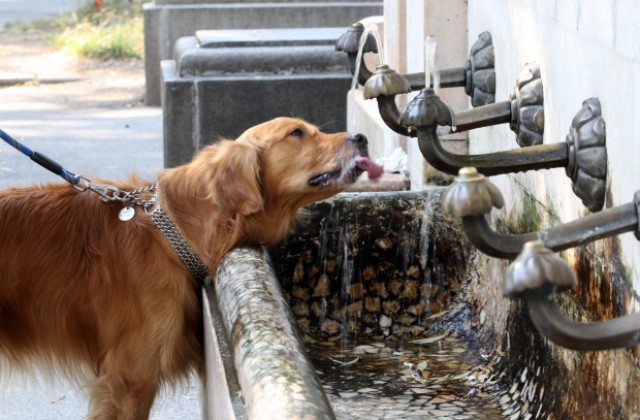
355, 156, 384, 180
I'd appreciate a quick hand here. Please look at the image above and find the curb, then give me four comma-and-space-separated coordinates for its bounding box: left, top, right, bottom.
0, 75, 86, 87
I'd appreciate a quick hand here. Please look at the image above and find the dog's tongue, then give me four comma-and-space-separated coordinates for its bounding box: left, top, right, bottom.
356, 156, 384, 180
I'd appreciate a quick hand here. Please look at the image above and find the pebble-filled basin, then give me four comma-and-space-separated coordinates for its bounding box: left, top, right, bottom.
268, 190, 509, 418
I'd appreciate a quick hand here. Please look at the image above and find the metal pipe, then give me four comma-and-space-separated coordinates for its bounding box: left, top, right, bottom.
461, 216, 534, 259
377, 96, 415, 137
526, 289, 640, 351
460, 201, 638, 259
416, 125, 568, 176
452, 101, 512, 132
444, 163, 621, 259
405, 67, 467, 91
338, 26, 495, 105
363, 65, 532, 144
395, 63, 543, 146
425, 95, 606, 212
504, 241, 640, 351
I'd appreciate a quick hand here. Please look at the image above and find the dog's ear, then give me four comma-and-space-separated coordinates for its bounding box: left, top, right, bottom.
207, 139, 263, 215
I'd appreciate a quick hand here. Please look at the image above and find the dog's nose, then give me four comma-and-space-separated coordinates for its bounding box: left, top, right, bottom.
347, 133, 368, 145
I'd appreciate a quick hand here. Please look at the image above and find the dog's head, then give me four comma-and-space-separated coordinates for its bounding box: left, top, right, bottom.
191, 117, 382, 214
160, 117, 383, 246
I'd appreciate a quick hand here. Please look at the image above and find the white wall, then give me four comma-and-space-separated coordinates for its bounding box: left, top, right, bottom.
467, 0, 640, 291
349, 1, 640, 293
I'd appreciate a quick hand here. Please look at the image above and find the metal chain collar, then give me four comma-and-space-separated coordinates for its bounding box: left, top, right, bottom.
86, 182, 209, 283
86, 182, 158, 211
150, 207, 210, 282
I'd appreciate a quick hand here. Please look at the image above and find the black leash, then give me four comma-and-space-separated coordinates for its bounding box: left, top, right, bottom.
0, 128, 84, 186
0, 127, 140, 203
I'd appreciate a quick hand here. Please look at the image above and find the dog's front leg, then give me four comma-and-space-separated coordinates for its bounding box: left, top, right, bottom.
88, 355, 159, 420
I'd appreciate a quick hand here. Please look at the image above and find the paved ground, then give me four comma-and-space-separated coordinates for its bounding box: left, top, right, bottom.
0, 8, 202, 420
0, 0, 89, 29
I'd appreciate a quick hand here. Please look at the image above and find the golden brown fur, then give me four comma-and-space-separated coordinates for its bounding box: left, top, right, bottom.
0, 117, 378, 419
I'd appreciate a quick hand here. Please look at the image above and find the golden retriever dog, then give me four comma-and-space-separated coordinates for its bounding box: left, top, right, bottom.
0, 117, 383, 419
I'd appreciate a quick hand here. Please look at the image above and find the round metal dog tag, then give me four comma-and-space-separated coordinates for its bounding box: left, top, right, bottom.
119, 206, 135, 221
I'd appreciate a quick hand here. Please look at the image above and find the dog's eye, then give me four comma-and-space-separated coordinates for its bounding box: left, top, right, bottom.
290, 128, 304, 137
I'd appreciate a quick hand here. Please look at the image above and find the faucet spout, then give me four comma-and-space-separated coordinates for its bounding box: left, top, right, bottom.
337, 26, 496, 105
398, 63, 543, 146
526, 290, 640, 351
363, 63, 544, 149
504, 241, 640, 351
459, 205, 638, 259
416, 125, 568, 176
444, 167, 634, 258
363, 65, 414, 137
335, 22, 378, 87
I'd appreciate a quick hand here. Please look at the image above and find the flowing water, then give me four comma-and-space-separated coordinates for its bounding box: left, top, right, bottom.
425, 35, 440, 92
271, 192, 519, 419
348, 24, 385, 129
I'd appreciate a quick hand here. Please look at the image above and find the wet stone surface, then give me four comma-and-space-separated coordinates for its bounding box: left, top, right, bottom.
270, 191, 472, 343
306, 334, 506, 419
268, 191, 522, 418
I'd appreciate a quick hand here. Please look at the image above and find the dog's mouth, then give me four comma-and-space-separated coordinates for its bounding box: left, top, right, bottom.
308, 156, 384, 187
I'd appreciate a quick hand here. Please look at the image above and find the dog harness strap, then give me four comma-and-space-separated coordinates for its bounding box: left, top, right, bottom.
151, 208, 209, 283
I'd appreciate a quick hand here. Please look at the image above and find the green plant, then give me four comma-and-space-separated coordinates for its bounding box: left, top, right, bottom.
53, 17, 143, 59
517, 190, 540, 232
51, 0, 146, 60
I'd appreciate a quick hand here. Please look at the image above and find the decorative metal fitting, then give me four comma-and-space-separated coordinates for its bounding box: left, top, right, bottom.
565, 98, 608, 209
509, 64, 545, 146
364, 62, 543, 151
504, 240, 640, 351
335, 22, 379, 88
363, 64, 412, 99
363, 65, 414, 137
442, 166, 637, 260
407, 96, 606, 211
504, 241, 577, 296
465, 31, 495, 106
442, 167, 504, 218
337, 24, 496, 106
400, 62, 542, 145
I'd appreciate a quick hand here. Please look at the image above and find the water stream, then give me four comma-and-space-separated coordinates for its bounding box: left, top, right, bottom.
426, 35, 439, 92
270, 192, 519, 418
348, 24, 385, 129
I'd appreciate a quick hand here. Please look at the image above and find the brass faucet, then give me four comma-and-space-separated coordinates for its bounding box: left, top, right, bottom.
504, 241, 640, 351
336, 24, 496, 106
442, 166, 636, 259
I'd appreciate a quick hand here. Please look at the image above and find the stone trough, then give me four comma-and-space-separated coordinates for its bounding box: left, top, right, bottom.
204, 190, 530, 418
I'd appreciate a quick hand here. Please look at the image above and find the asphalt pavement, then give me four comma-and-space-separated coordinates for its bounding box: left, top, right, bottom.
0, 0, 89, 29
